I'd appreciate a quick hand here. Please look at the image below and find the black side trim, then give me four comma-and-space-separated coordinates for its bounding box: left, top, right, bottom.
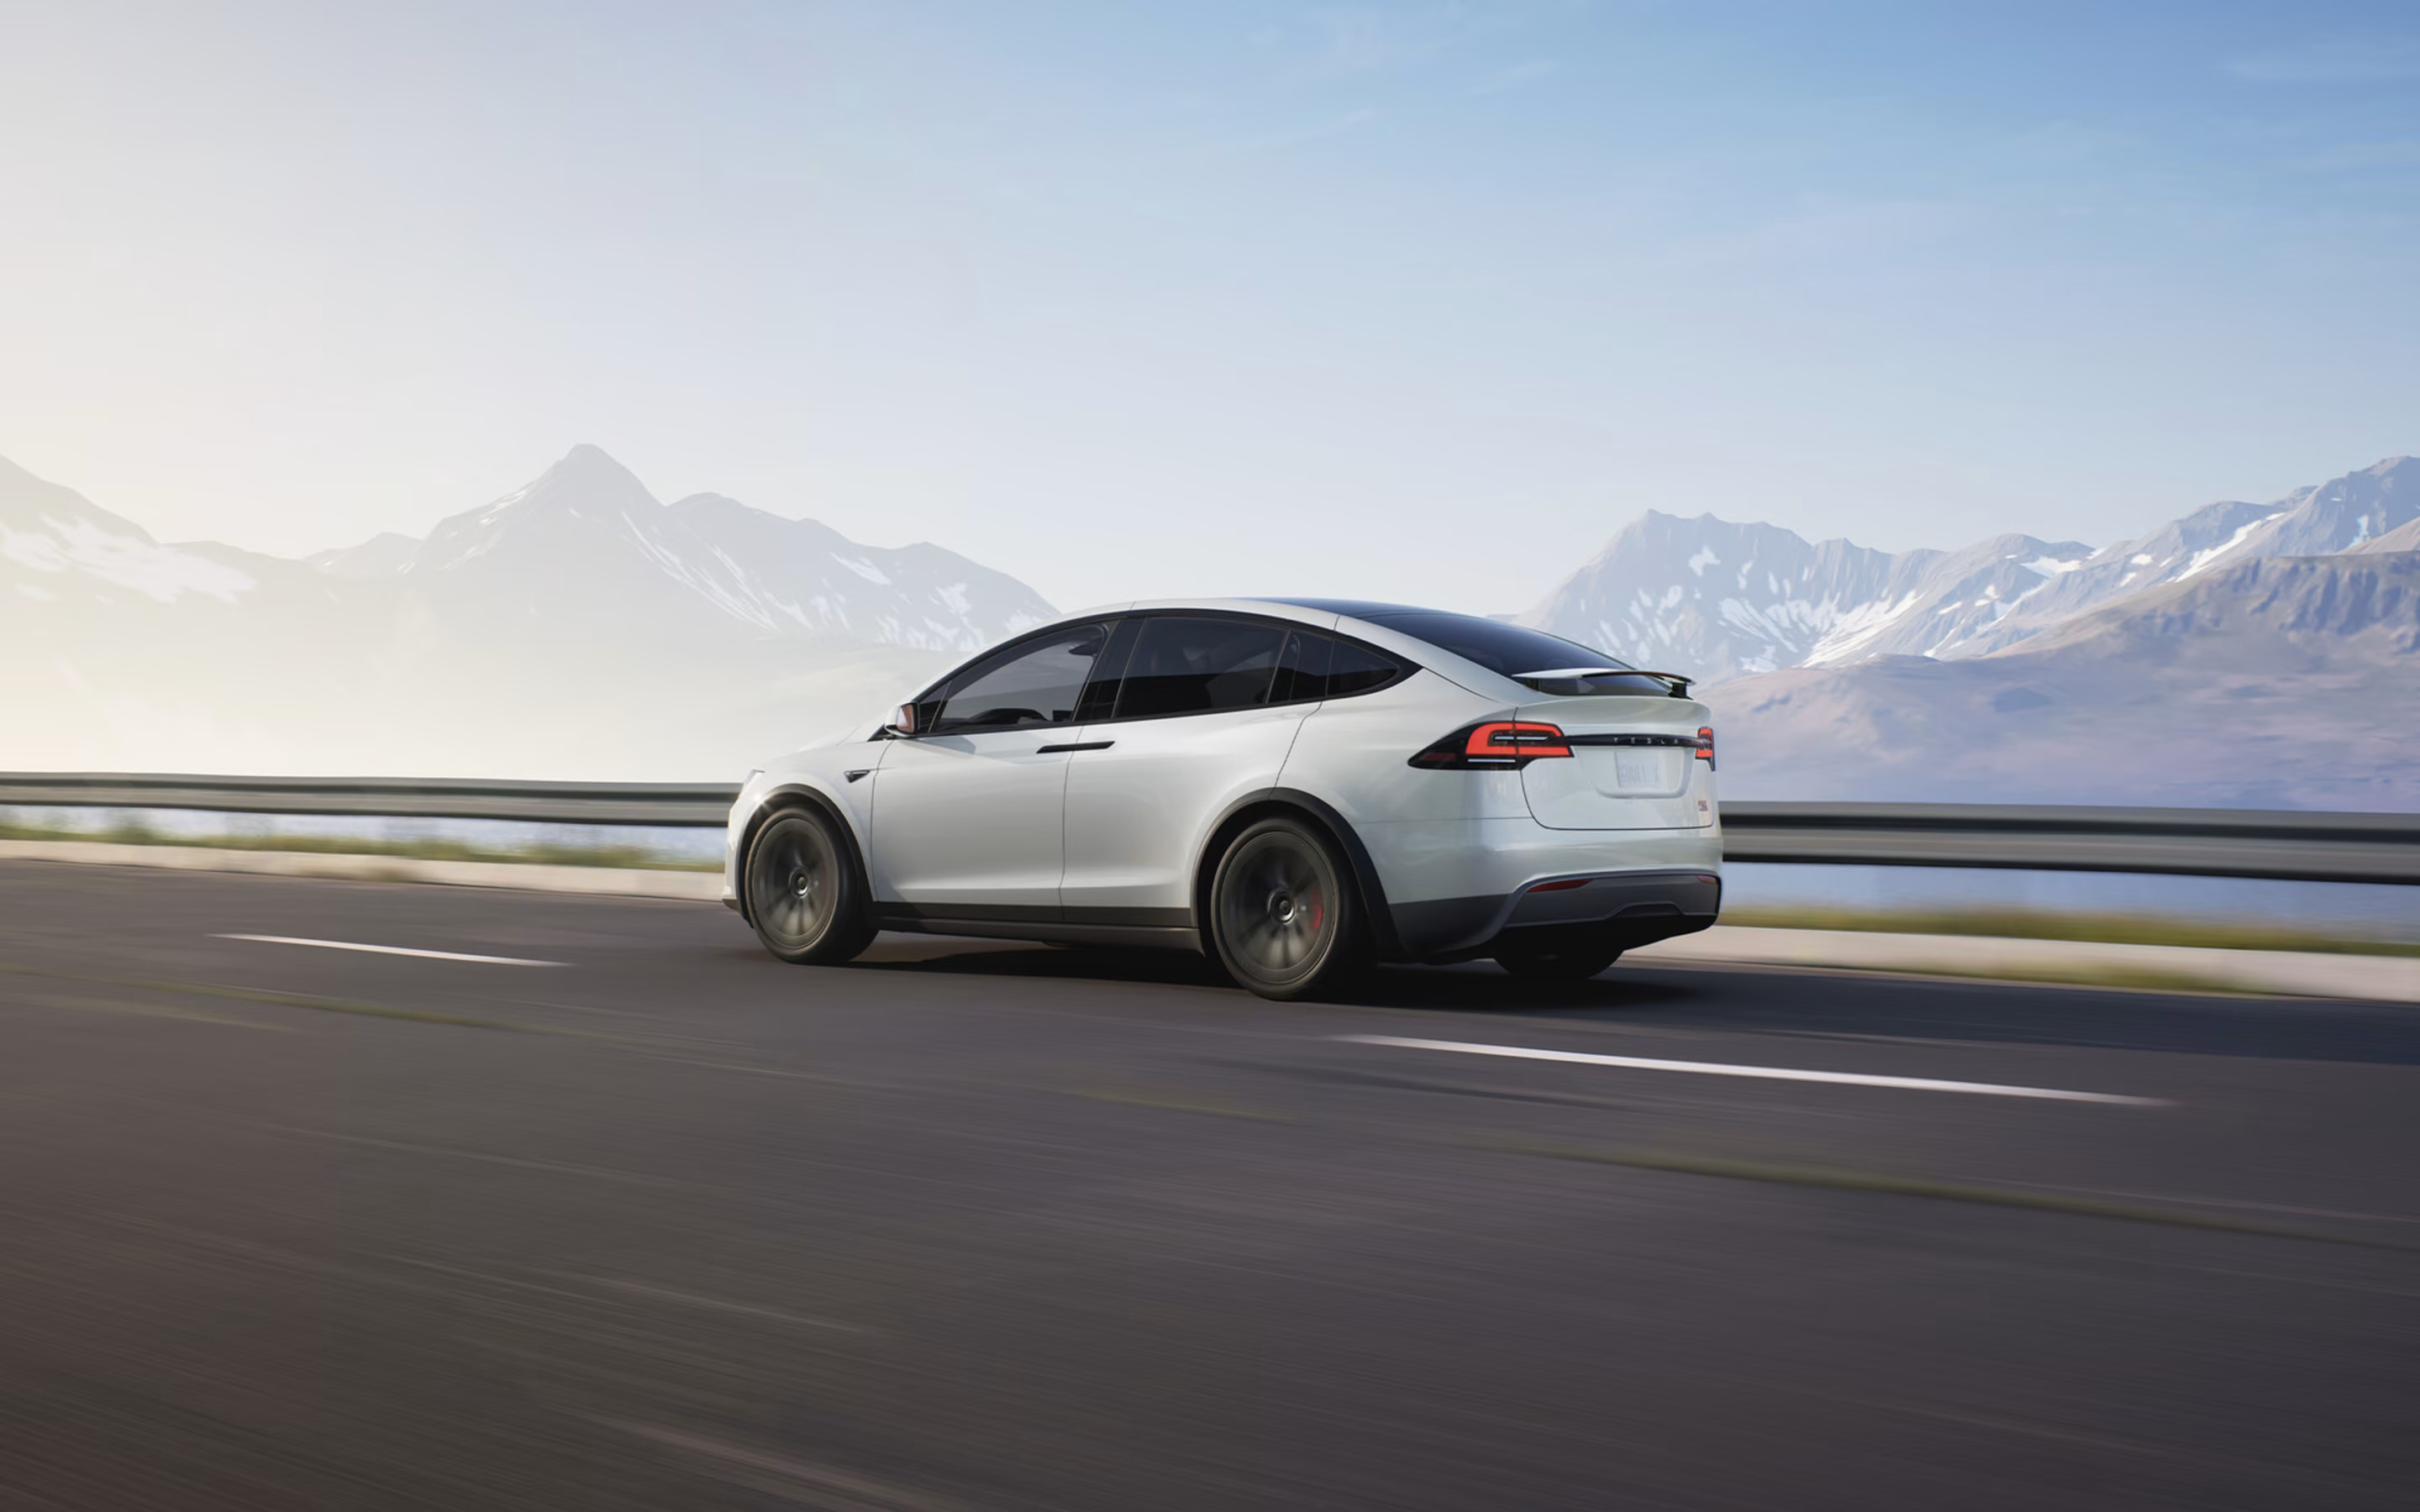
876, 901, 1061, 926
1063, 904, 1191, 927
906, 920, 1202, 953
872, 900, 1189, 931
1036, 741, 1115, 753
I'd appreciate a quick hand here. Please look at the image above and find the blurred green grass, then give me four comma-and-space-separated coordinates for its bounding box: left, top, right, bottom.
0, 814, 721, 872
1723, 904, 2420, 958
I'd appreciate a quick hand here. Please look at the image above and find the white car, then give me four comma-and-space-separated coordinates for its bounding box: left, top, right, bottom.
724, 599, 1721, 998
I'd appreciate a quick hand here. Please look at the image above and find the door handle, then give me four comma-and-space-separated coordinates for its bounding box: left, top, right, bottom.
1036, 740, 1115, 753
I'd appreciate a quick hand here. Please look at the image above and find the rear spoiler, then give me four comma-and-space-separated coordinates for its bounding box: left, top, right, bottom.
1513, 666, 1697, 699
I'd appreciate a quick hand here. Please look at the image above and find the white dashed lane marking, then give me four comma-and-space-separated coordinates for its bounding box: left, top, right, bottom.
215, 934, 566, 968
1335, 1035, 2166, 1105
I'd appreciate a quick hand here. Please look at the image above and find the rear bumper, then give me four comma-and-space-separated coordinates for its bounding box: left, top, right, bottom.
1390, 869, 1720, 963
1358, 815, 1723, 962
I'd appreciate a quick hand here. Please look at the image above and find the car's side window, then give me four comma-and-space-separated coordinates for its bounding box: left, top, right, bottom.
1113, 616, 1287, 720
1276, 630, 1406, 702
917, 622, 1108, 734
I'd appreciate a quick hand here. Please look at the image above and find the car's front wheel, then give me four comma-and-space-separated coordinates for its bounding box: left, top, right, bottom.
744, 807, 876, 965
1208, 816, 1363, 1000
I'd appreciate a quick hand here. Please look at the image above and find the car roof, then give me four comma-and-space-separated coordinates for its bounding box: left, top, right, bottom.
1241, 596, 1444, 618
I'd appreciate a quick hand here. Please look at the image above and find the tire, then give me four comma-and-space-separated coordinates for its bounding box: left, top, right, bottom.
1208, 816, 1363, 1000
744, 807, 876, 965
1493, 942, 1624, 983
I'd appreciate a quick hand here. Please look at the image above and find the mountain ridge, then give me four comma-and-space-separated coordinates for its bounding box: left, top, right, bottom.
1702, 547, 2420, 808
1522, 455, 2419, 685
0, 445, 1055, 776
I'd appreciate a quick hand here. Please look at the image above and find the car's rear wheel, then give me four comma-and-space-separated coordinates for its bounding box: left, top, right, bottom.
1493, 941, 1624, 983
744, 808, 876, 965
1208, 816, 1363, 1000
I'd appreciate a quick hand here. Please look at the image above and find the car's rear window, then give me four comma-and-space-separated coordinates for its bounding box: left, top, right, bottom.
1365, 613, 1625, 675
1365, 612, 1675, 694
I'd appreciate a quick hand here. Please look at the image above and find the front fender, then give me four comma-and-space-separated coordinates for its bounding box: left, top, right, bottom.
728, 762, 881, 924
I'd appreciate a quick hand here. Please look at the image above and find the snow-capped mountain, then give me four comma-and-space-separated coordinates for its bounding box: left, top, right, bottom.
1510, 454, 2420, 807
0, 445, 1056, 776
328, 444, 1054, 654
1516, 510, 2091, 683
1703, 546, 2420, 809
2, 452, 268, 611
1954, 454, 2419, 657
1521, 455, 2417, 685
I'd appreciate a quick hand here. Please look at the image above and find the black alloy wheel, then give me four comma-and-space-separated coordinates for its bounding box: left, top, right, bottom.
1493, 941, 1624, 983
744, 808, 876, 965
1209, 816, 1361, 1000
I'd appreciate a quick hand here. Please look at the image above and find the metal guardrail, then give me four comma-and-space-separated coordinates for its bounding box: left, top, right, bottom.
3, 775, 2417, 884
0, 773, 739, 828
1721, 802, 2420, 885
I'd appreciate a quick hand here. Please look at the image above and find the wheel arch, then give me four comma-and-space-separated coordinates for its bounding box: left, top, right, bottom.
1192, 788, 1404, 962
737, 783, 871, 927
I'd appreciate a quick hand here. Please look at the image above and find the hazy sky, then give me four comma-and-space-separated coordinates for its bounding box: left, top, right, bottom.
3, 2, 2417, 614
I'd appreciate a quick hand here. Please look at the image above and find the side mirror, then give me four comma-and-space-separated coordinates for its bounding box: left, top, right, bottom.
884, 703, 918, 738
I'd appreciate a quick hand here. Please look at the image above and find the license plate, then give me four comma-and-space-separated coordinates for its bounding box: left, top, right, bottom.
1613, 750, 1663, 788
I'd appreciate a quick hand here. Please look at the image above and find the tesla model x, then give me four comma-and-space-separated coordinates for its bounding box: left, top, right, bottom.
725, 599, 1720, 999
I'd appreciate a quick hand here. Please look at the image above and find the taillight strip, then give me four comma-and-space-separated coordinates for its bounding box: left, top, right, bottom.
1408, 721, 1575, 769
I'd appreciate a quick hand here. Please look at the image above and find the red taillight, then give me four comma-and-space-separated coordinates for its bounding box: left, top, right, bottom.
1528, 877, 1591, 893
1695, 727, 1715, 768
1466, 722, 1572, 759
1410, 721, 1574, 769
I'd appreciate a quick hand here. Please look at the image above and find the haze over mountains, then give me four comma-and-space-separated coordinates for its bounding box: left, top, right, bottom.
4, 444, 2415, 806
1, 446, 1052, 777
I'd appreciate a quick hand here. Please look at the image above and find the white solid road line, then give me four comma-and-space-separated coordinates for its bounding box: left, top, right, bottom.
1335, 1035, 2166, 1105
216, 934, 566, 968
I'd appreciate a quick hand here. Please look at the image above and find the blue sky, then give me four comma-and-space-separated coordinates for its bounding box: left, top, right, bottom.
3, 1, 2417, 612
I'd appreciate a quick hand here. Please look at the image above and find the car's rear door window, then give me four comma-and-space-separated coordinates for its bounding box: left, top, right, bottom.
1277, 632, 1404, 701
1114, 617, 1286, 719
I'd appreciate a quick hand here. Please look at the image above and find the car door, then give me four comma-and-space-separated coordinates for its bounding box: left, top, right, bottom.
1059, 613, 1315, 923
869, 621, 1110, 918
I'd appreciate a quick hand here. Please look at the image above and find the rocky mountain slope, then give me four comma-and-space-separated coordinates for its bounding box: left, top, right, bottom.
1702, 548, 2420, 808
1515, 512, 2091, 683
1951, 455, 2419, 659
1522, 456, 2417, 685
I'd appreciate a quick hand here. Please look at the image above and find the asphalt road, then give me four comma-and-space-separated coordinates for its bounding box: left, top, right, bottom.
3, 859, 2417, 1510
